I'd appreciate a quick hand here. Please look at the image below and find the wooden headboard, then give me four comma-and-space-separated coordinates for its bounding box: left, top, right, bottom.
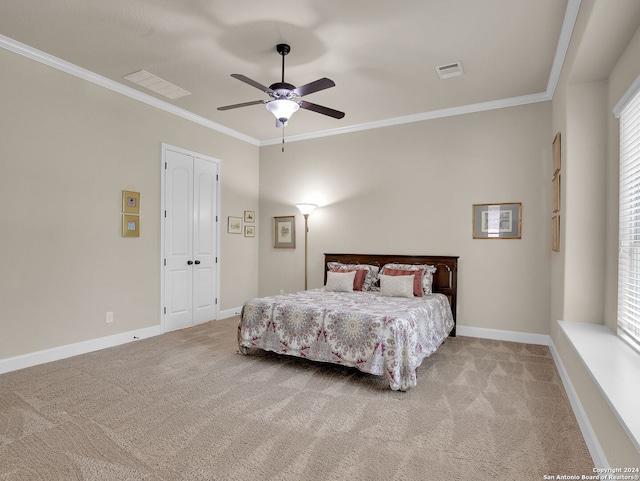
324, 253, 459, 336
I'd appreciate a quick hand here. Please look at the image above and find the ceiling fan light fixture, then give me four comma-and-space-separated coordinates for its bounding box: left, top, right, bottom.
266, 99, 300, 125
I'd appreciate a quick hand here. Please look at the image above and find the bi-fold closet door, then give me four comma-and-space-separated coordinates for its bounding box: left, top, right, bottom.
163, 146, 219, 331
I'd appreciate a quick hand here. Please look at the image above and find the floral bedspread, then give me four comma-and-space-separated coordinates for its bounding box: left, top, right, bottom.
237, 289, 454, 391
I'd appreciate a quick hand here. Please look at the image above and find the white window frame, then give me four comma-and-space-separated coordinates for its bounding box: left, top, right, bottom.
616, 76, 640, 354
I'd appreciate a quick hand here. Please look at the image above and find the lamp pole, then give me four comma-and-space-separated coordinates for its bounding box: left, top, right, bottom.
303, 213, 310, 290
295, 204, 317, 291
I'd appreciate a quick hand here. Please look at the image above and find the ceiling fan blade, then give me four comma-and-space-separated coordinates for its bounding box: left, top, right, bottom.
293, 78, 335, 97
231, 74, 274, 94
217, 100, 267, 111
299, 100, 345, 119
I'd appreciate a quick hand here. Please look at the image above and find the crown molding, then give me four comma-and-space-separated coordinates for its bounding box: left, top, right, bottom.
261, 0, 582, 147
259, 92, 552, 146
0, 34, 260, 147
1, 0, 581, 148
546, 0, 582, 98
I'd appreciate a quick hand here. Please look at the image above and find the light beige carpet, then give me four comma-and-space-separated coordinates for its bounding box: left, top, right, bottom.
0, 317, 593, 480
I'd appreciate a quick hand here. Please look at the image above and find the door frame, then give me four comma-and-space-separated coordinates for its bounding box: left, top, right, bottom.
160, 142, 221, 333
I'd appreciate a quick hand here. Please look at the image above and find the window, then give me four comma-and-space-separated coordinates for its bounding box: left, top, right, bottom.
618, 82, 640, 353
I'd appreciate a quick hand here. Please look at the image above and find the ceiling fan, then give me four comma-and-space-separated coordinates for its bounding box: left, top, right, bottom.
218, 43, 345, 128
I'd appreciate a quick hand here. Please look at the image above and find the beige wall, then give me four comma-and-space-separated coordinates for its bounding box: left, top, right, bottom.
259, 102, 552, 335
551, 0, 640, 465
563, 80, 608, 324
2, 0, 640, 463
0, 48, 260, 359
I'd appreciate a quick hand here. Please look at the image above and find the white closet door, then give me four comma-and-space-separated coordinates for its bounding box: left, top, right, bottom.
164, 150, 193, 331
192, 156, 218, 323
163, 148, 218, 331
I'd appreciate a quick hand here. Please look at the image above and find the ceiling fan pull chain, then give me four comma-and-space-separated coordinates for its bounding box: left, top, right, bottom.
282, 125, 285, 152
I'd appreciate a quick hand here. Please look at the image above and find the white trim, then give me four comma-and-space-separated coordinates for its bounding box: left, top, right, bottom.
260, 0, 583, 147
260, 92, 551, 146
0, 34, 259, 146
546, 0, 582, 98
455, 322, 607, 467
1, 0, 581, 146
160, 145, 167, 333
614, 73, 640, 118
219, 307, 243, 319
0, 325, 162, 375
549, 336, 608, 468
558, 320, 640, 453
456, 324, 550, 346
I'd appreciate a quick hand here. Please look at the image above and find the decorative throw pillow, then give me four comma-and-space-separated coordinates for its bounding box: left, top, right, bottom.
325, 270, 356, 292
330, 268, 367, 291
382, 268, 424, 297
326, 262, 380, 291
381, 263, 438, 295
379, 274, 414, 298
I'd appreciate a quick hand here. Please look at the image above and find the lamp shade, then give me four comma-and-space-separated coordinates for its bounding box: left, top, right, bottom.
295, 203, 318, 216
266, 99, 300, 123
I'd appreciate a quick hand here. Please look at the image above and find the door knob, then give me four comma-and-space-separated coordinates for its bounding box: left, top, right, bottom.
194, 260, 201, 265
187, 260, 193, 265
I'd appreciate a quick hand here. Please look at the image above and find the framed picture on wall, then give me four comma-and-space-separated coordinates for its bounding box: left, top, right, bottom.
244, 225, 255, 237
122, 214, 140, 237
553, 132, 561, 176
473, 203, 522, 239
227, 216, 242, 234
122, 190, 140, 214
553, 173, 561, 213
244, 210, 255, 223
274, 216, 295, 248
552, 214, 560, 252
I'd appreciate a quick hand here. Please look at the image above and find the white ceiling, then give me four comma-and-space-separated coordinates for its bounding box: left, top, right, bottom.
0, 0, 574, 144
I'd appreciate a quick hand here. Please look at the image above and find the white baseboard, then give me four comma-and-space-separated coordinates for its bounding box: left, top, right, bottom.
1, 310, 244, 375
456, 324, 550, 345
0, 315, 607, 469
548, 338, 608, 468
219, 307, 242, 319
456, 323, 607, 467
0, 325, 162, 375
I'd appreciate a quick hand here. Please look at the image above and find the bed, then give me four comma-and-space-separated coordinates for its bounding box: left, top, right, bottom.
237, 253, 458, 391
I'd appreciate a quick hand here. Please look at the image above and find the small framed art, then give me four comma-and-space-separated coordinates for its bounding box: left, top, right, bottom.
473, 203, 522, 239
552, 214, 560, 252
122, 214, 140, 237
122, 190, 140, 214
553, 132, 561, 176
244, 225, 255, 237
553, 174, 561, 213
244, 210, 255, 223
274, 215, 295, 248
227, 216, 242, 234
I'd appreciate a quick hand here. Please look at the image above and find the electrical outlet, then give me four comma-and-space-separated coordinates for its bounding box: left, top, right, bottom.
279, 289, 284, 295
106, 311, 114, 323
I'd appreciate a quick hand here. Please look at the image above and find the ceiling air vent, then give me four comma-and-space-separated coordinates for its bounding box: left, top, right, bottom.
123, 70, 191, 99
435, 62, 464, 80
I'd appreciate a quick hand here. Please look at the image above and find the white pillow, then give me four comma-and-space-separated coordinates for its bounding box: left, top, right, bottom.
381, 263, 438, 295
379, 274, 414, 298
325, 270, 356, 292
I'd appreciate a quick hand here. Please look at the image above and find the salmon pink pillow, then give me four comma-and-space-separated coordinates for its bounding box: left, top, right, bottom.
330, 268, 367, 291
326, 262, 380, 291
382, 268, 424, 297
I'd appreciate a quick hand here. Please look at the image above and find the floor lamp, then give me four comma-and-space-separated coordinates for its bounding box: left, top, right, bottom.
295, 203, 317, 290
